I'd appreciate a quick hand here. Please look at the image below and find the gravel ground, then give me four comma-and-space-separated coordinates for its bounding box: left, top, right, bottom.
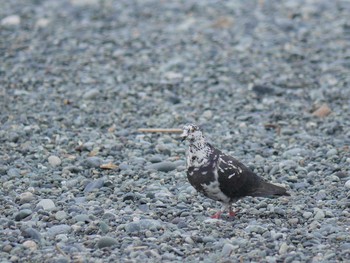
1, 0, 350, 262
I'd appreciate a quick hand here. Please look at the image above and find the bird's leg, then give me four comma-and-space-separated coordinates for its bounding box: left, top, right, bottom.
211, 211, 222, 219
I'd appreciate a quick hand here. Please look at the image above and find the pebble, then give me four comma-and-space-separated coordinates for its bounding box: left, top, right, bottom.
48, 155, 62, 167
326, 149, 337, 157
303, 211, 313, 219
1, 15, 21, 26
246, 225, 267, 234
124, 219, 162, 233
97, 236, 117, 249
14, 209, 32, 221
345, 180, 350, 189
37, 199, 56, 210
83, 88, 100, 99
85, 157, 103, 168
7, 168, 20, 177
84, 179, 104, 193
314, 209, 325, 220
22, 240, 38, 251
47, 225, 72, 237
279, 242, 288, 255
221, 243, 238, 256
146, 161, 178, 172
19, 192, 35, 204
55, 211, 67, 221
22, 228, 42, 243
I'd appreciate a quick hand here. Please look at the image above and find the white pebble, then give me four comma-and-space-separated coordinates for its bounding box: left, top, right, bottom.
345, 180, 350, 189
48, 155, 62, 167
36, 18, 50, 28
37, 199, 55, 210
1, 15, 21, 26
22, 240, 37, 251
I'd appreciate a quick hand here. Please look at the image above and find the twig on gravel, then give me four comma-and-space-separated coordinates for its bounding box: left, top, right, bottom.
137, 128, 182, 133
55, 244, 68, 257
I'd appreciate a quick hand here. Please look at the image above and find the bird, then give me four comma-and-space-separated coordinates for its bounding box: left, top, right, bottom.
181, 124, 290, 219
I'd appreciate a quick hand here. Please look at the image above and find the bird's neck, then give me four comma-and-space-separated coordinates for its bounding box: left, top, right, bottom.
187, 137, 212, 167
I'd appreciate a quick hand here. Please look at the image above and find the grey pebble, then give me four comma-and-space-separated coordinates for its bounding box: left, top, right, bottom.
14, 209, 32, 221
125, 219, 162, 233
246, 225, 267, 234
37, 199, 55, 210
74, 214, 91, 223
47, 225, 72, 237
221, 243, 238, 256
83, 88, 100, 99
303, 211, 313, 219
84, 179, 104, 193
97, 236, 117, 249
55, 211, 67, 221
146, 161, 178, 172
85, 157, 103, 168
345, 180, 350, 189
7, 168, 20, 177
22, 228, 42, 243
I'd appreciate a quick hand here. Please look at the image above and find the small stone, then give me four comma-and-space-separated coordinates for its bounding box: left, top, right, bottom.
326, 149, 337, 157
14, 209, 32, 221
37, 199, 55, 210
288, 218, 299, 225
35, 18, 50, 28
246, 225, 267, 234
146, 161, 178, 172
54, 257, 70, 263
48, 155, 62, 167
55, 211, 67, 220
222, 243, 237, 256
84, 179, 104, 193
335, 171, 348, 179
85, 157, 103, 168
279, 242, 288, 255
3, 244, 12, 252
22, 240, 37, 251
97, 236, 117, 249
47, 225, 72, 237
345, 180, 350, 189
19, 192, 34, 204
7, 168, 20, 177
83, 88, 100, 99
312, 104, 331, 117
279, 160, 298, 169
185, 236, 194, 244
202, 110, 213, 120
124, 219, 162, 233
99, 221, 110, 234
22, 228, 42, 243
314, 209, 325, 220
1, 15, 21, 26
74, 214, 91, 223
303, 211, 313, 219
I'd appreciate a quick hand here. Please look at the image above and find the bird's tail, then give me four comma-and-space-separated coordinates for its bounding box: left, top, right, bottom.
252, 181, 290, 197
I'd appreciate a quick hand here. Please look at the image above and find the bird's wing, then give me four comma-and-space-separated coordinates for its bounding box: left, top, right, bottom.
215, 151, 263, 199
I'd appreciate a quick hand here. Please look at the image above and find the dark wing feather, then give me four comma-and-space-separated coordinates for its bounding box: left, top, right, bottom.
215, 149, 289, 199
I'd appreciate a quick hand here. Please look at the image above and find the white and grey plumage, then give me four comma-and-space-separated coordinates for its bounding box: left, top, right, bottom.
181, 124, 290, 219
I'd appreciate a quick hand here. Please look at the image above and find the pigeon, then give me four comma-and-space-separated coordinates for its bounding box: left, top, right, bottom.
181, 124, 290, 219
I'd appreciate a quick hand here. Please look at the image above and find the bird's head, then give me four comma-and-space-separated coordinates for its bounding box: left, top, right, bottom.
181, 124, 203, 142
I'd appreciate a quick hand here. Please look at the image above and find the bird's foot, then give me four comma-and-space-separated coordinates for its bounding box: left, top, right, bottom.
228, 209, 239, 218
211, 211, 222, 219
228, 211, 236, 217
